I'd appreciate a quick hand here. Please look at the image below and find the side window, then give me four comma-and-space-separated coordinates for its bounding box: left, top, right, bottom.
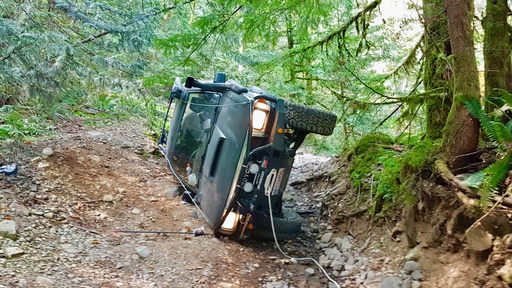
171, 92, 220, 187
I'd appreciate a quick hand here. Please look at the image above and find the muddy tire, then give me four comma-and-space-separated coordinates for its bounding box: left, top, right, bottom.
284, 101, 337, 136
252, 208, 303, 241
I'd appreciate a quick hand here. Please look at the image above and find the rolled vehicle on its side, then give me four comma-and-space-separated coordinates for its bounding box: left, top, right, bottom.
159, 73, 336, 240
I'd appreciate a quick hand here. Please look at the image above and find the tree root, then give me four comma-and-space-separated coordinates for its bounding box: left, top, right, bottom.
434, 159, 512, 208
434, 160, 478, 197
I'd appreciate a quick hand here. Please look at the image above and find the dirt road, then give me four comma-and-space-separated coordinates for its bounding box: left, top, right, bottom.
0, 119, 334, 288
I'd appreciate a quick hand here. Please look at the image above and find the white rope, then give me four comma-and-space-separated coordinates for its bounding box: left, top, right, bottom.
267, 192, 341, 288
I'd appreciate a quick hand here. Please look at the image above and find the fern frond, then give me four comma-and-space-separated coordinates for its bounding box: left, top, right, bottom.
479, 153, 512, 206
492, 122, 512, 143
462, 97, 497, 142
460, 170, 485, 188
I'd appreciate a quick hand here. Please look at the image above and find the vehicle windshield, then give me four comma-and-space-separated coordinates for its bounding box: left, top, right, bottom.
171, 92, 221, 187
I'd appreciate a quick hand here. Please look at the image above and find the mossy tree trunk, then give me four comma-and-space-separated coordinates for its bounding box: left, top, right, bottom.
423, 0, 452, 139
483, 0, 509, 112
441, 0, 481, 169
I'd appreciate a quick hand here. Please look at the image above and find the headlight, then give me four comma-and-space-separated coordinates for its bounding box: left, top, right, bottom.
253, 109, 267, 130
221, 211, 239, 231
252, 100, 270, 131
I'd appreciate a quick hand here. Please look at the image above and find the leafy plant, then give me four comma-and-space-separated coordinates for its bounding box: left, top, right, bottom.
461, 97, 512, 205
0, 105, 50, 141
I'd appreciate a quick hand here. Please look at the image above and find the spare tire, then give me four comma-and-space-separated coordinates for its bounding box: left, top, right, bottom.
252, 208, 303, 241
284, 101, 337, 136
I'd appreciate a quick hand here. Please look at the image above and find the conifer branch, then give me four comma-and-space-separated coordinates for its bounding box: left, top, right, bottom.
328, 88, 401, 106
55, 0, 195, 44
185, 5, 243, 60
288, 0, 381, 56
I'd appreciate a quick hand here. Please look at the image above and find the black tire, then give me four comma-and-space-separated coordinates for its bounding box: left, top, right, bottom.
284, 101, 337, 136
252, 208, 303, 241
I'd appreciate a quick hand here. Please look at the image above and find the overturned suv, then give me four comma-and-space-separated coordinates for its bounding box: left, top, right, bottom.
159, 73, 336, 240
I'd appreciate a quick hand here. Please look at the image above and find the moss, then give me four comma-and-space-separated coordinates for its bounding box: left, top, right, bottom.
350, 132, 394, 157
348, 134, 441, 216
400, 139, 440, 179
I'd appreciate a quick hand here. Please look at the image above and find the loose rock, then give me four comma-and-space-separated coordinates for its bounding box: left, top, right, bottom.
497, 259, 512, 284
403, 261, 420, 274
465, 223, 493, 251
0, 220, 18, 240
304, 268, 315, 277
380, 276, 401, 288
35, 276, 54, 286
411, 270, 423, 281
5, 246, 24, 258
42, 147, 54, 157
136, 246, 152, 258
320, 232, 333, 243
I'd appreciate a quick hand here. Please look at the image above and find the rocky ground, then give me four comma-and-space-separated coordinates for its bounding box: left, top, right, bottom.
0, 118, 510, 287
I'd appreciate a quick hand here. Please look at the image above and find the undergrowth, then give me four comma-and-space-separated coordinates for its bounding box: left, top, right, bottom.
0, 105, 51, 142
0, 90, 168, 146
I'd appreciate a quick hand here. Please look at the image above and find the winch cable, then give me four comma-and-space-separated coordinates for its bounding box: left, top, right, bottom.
267, 192, 341, 288
158, 143, 210, 225
113, 227, 207, 236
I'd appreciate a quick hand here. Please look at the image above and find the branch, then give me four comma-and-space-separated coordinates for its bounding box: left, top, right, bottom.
435, 159, 479, 197
55, 0, 195, 44
80, 31, 109, 45
1, 47, 15, 62
388, 34, 424, 77
287, 0, 381, 56
328, 87, 401, 105
342, 64, 394, 99
185, 5, 243, 60
394, 103, 422, 140
373, 103, 403, 130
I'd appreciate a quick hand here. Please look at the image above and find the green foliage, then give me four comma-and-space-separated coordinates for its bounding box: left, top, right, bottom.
0, 0, 171, 142
151, 0, 422, 151
349, 133, 401, 214
349, 133, 439, 214
461, 96, 512, 206
401, 139, 439, 172
460, 154, 511, 205
0, 105, 50, 141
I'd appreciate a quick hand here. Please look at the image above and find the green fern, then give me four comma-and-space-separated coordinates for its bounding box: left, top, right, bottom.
462, 97, 512, 207
462, 97, 499, 142
461, 154, 511, 205
480, 154, 511, 203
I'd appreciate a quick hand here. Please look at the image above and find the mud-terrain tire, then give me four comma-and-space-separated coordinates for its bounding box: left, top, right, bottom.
252, 208, 303, 241
284, 101, 337, 136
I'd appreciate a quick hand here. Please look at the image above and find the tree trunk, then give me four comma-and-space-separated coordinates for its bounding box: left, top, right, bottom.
423, 0, 452, 139
442, 0, 481, 169
483, 0, 509, 112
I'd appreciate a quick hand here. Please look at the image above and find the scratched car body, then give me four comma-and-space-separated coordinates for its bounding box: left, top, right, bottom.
160, 73, 336, 240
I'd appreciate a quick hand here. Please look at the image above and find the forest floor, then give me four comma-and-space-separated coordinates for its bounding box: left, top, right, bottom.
0, 118, 509, 287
